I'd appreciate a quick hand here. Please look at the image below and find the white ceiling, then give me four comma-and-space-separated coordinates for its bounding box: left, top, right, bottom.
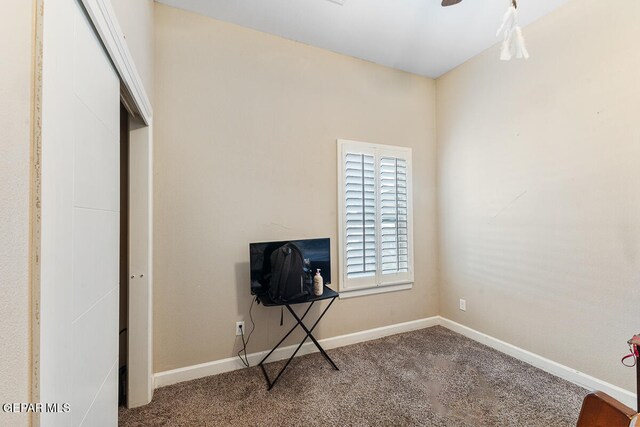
155, 0, 569, 78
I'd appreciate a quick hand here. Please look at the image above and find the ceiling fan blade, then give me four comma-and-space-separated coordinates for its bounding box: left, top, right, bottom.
442, 0, 463, 6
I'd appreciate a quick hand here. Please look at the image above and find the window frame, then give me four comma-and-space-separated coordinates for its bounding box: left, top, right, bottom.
337, 139, 414, 298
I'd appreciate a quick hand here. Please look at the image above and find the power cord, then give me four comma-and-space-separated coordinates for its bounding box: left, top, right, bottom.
237, 297, 256, 368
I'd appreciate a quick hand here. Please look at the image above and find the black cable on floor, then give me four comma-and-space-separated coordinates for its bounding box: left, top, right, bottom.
237, 297, 256, 368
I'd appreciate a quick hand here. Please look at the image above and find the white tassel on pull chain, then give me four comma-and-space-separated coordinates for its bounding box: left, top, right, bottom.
496, 3, 529, 60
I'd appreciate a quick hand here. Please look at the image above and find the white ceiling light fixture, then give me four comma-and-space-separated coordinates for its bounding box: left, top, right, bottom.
496, 0, 530, 61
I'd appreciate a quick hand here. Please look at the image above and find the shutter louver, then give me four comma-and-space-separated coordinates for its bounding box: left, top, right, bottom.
344, 153, 376, 278
379, 157, 408, 275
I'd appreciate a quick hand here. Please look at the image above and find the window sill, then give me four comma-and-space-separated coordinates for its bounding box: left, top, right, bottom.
338, 282, 413, 299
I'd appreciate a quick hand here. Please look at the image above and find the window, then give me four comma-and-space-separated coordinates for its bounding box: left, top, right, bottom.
337, 140, 414, 297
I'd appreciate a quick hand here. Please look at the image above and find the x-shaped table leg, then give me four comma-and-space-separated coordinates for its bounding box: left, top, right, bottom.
258, 297, 338, 390
286, 300, 339, 371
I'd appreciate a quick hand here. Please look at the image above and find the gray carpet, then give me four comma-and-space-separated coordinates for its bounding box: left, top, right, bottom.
119, 326, 587, 426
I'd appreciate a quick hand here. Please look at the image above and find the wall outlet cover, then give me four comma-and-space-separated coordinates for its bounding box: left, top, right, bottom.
459, 299, 467, 311
235, 321, 245, 336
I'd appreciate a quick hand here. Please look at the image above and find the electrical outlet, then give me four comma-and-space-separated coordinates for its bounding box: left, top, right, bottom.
235, 321, 245, 336
459, 299, 467, 311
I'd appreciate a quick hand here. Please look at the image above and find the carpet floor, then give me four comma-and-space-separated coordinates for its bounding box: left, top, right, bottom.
119, 326, 587, 426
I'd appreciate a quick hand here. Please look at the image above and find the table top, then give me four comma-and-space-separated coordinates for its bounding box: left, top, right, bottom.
257, 286, 339, 307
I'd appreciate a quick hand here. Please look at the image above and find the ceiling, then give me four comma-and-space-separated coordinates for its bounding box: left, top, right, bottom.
155, 0, 569, 78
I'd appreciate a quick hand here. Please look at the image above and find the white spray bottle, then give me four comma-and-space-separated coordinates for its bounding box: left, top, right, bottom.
313, 269, 323, 296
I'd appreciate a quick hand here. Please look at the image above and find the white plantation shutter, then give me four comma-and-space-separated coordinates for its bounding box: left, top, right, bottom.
344, 153, 377, 278
379, 157, 409, 275
338, 140, 413, 294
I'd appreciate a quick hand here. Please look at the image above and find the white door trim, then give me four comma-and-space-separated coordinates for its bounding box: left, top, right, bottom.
80, 0, 153, 125
79, 0, 154, 407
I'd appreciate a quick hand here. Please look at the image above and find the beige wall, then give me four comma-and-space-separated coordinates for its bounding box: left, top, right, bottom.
437, 0, 640, 391
153, 4, 438, 372
0, 1, 34, 426
110, 0, 155, 104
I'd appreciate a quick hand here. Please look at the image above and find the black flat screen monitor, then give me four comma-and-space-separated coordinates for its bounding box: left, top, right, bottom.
249, 238, 331, 295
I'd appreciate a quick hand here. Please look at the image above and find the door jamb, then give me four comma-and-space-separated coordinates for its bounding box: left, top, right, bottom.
80, 0, 154, 407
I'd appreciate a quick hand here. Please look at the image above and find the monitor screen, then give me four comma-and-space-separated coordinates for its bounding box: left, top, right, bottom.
249, 238, 331, 295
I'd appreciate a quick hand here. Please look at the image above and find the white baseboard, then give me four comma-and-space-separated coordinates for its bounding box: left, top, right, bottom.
439, 317, 637, 409
154, 315, 637, 410
154, 316, 440, 389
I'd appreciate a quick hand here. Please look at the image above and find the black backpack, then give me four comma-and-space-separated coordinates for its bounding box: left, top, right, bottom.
268, 242, 311, 303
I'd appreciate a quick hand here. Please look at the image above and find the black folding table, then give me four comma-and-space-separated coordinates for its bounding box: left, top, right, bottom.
256, 286, 339, 390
